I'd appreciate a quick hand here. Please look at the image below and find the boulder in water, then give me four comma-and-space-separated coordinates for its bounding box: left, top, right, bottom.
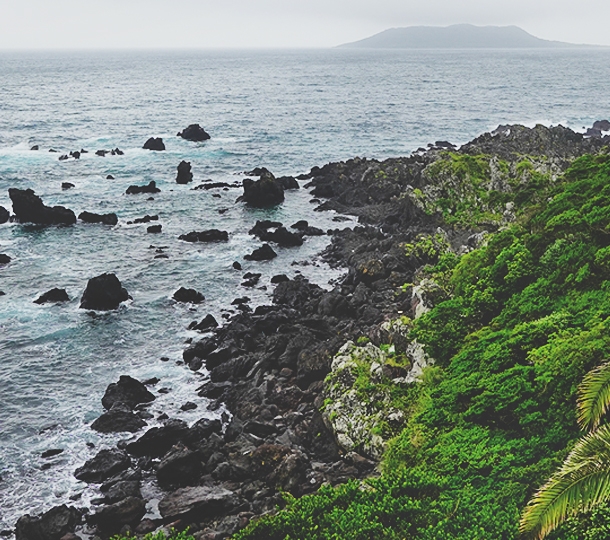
101, 375, 155, 410
142, 137, 165, 151
91, 402, 147, 433
78, 211, 118, 226
179, 230, 229, 243
80, 273, 129, 311
0, 206, 9, 223
125, 181, 160, 195
173, 287, 205, 304
9, 188, 76, 225
34, 288, 70, 304
74, 449, 131, 483
176, 160, 193, 184
15, 505, 81, 540
0, 254, 11, 265
244, 244, 277, 261
177, 124, 211, 142
241, 175, 284, 207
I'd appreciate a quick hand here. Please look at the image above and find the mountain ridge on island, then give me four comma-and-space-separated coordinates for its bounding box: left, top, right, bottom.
338, 24, 601, 49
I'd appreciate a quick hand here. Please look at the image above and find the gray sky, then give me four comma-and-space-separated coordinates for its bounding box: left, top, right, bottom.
1, 0, 609, 49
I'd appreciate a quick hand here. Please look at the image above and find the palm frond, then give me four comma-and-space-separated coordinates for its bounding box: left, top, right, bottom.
577, 361, 610, 431
520, 424, 610, 539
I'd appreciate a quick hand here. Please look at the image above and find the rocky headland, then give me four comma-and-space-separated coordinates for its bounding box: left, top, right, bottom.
10, 123, 610, 540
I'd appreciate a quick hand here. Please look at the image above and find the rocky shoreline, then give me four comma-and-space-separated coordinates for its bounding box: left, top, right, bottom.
9, 123, 610, 540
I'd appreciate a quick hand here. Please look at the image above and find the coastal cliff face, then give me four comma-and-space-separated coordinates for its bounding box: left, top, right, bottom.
15, 123, 610, 540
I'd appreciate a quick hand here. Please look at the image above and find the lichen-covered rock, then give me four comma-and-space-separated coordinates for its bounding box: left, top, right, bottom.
322, 339, 432, 460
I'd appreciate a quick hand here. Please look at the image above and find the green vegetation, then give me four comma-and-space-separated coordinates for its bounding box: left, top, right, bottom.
112, 530, 194, 540
234, 154, 610, 539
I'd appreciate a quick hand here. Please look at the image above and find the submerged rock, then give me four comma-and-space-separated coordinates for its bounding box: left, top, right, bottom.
142, 137, 165, 151
177, 124, 211, 142
34, 288, 70, 304
78, 211, 118, 226
176, 160, 193, 184
9, 188, 76, 225
15, 505, 80, 540
80, 273, 129, 311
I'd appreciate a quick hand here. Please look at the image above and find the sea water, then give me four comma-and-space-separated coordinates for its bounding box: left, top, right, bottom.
1, 48, 609, 531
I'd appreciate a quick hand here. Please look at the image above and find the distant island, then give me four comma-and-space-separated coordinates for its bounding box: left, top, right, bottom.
339, 24, 595, 49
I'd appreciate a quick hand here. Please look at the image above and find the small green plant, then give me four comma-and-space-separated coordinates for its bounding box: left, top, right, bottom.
112, 529, 195, 540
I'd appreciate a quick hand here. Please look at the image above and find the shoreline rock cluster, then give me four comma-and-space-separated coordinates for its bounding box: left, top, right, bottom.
10, 122, 610, 540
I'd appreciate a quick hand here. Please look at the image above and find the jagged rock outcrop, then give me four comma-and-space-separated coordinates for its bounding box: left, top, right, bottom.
177, 124, 211, 142
9, 188, 76, 225
80, 273, 129, 311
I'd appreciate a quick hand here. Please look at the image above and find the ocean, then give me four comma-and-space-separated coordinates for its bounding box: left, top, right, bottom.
1, 47, 609, 532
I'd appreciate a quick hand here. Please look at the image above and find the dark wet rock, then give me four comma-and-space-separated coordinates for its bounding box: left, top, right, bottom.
0, 254, 12, 265
241, 272, 261, 287
95, 150, 107, 157
126, 419, 189, 458
0, 206, 8, 224
58, 155, 69, 161
132, 215, 158, 224
271, 274, 290, 284
183, 337, 218, 364
125, 181, 160, 195
188, 314, 218, 331
180, 401, 197, 411
249, 220, 283, 238
80, 273, 129, 311
61, 183, 74, 190
291, 221, 324, 236
244, 244, 277, 261
9, 188, 76, 225
142, 137, 165, 151
30, 145, 39, 151
176, 160, 193, 184
178, 124, 211, 142
173, 287, 205, 304
241, 174, 284, 208
147, 224, 162, 233
233, 261, 242, 270
70, 151, 81, 159
106, 175, 115, 180
156, 446, 203, 489
88, 496, 146, 534
158, 486, 237, 522
268, 227, 303, 247
41, 449, 64, 459
593, 119, 610, 131
179, 230, 229, 243
101, 375, 155, 410
278, 176, 300, 190
34, 288, 69, 304
78, 211, 118, 226
74, 449, 130, 483
15, 505, 81, 540
100, 480, 141, 504
91, 402, 147, 434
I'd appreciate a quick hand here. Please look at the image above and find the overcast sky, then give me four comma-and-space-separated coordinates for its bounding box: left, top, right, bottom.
1, 0, 609, 49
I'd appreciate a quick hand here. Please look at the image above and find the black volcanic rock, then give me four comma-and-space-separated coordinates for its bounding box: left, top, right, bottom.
244, 244, 277, 261
91, 402, 147, 434
189, 314, 218, 331
278, 176, 300, 190
176, 160, 193, 184
15, 505, 80, 540
88, 496, 146, 534
125, 181, 160, 195
126, 419, 189, 458
178, 124, 211, 142
179, 230, 229, 243
158, 486, 237, 522
78, 211, 118, 226
0, 254, 11, 265
61, 183, 75, 190
241, 176, 285, 208
0, 206, 9, 224
173, 287, 205, 304
147, 224, 162, 233
9, 188, 76, 225
74, 449, 131, 483
101, 375, 155, 410
156, 446, 203, 489
142, 137, 165, 151
80, 273, 129, 311
34, 288, 70, 304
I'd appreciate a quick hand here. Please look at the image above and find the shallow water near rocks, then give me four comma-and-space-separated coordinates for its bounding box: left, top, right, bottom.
1, 47, 610, 531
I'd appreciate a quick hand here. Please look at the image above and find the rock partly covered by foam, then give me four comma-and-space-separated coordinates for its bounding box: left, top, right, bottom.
177, 124, 211, 142
80, 273, 129, 311
0, 206, 9, 224
179, 230, 229, 243
9, 188, 76, 225
34, 288, 70, 304
142, 137, 165, 151
125, 181, 160, 195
